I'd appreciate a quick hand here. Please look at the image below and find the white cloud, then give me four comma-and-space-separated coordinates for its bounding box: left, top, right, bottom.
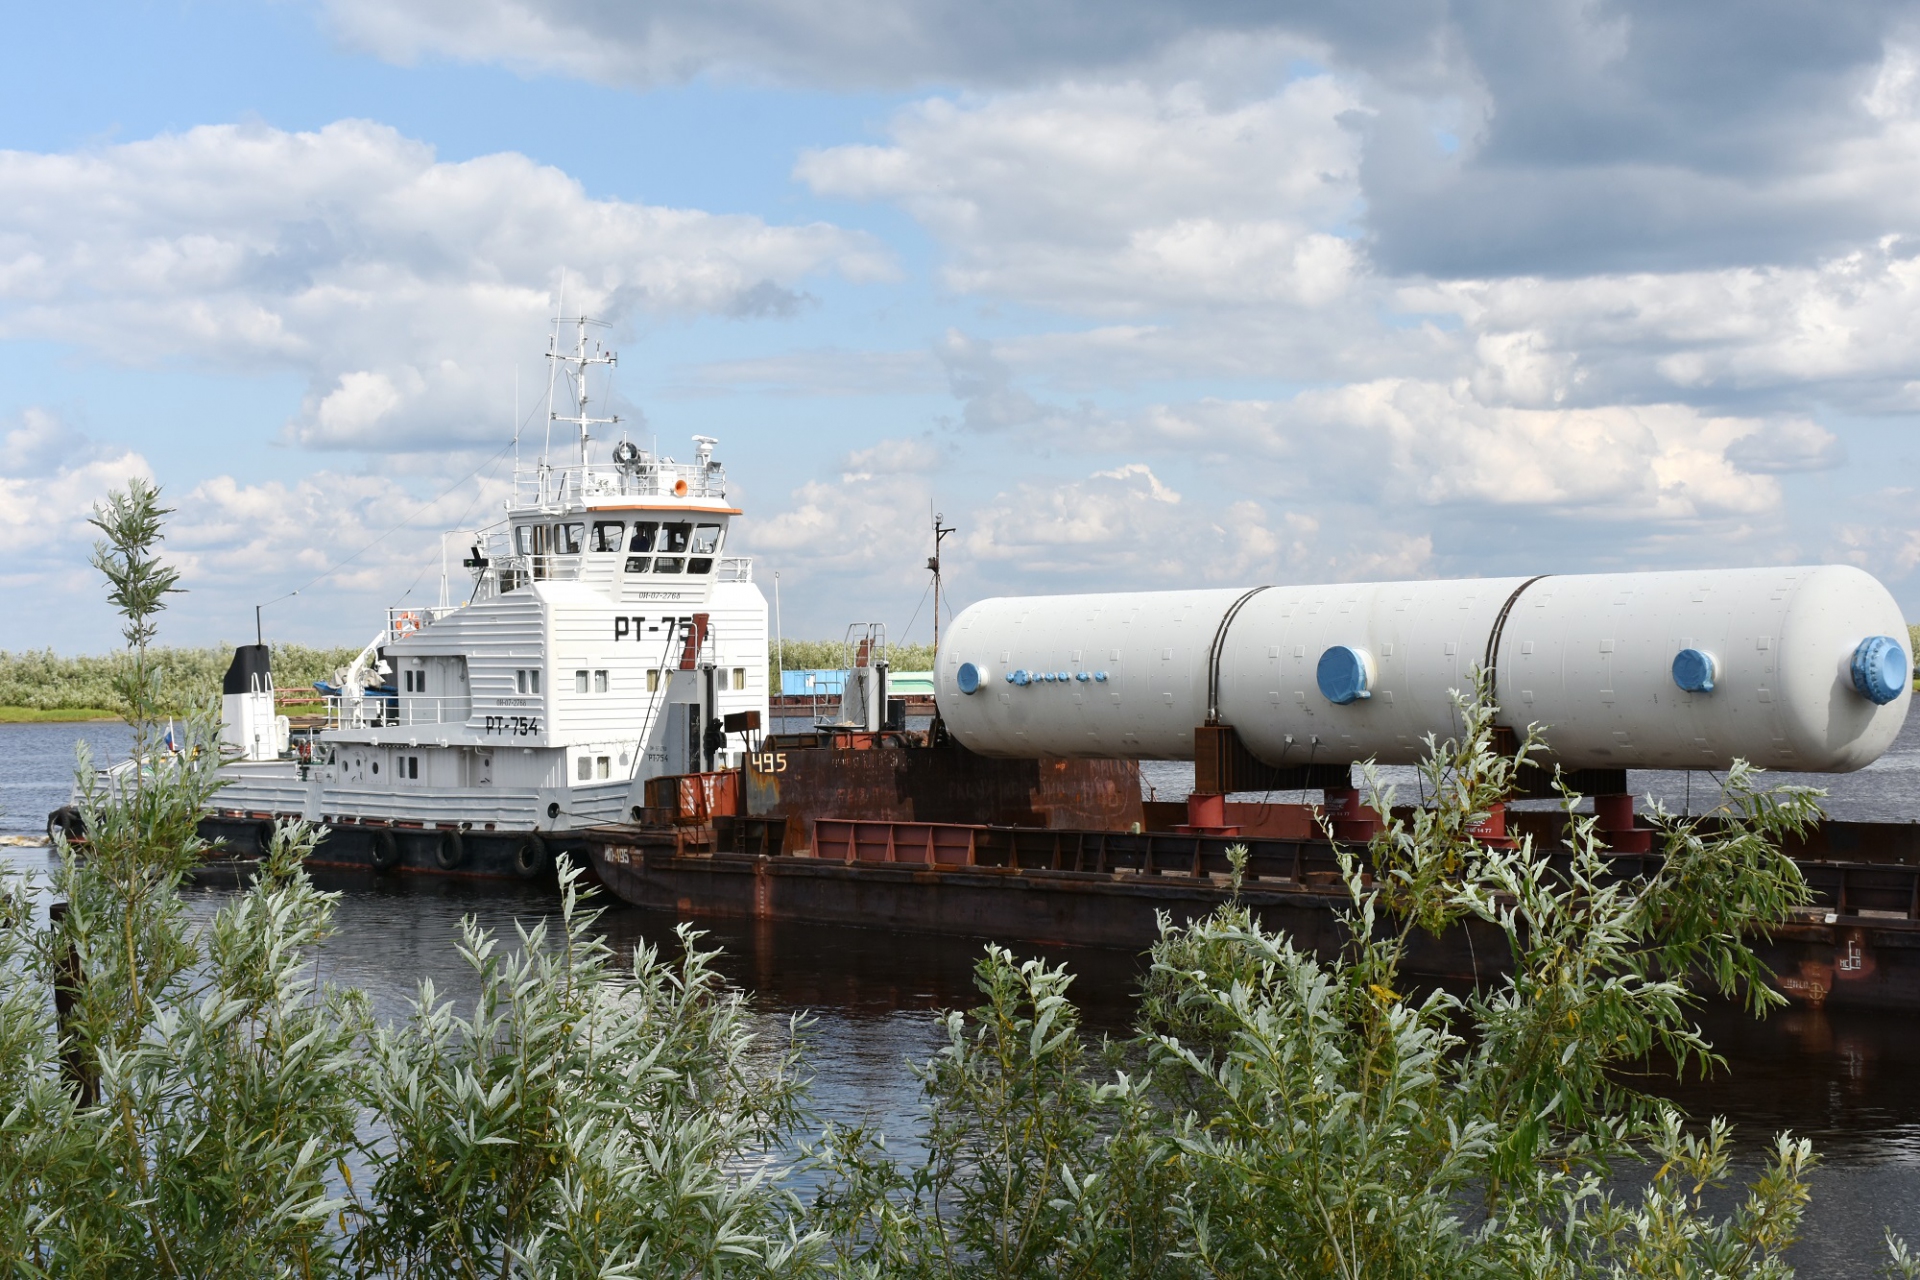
838, 437, 948, 481
798, 73, 1366, 314
318, 0, 1339, 91
0, 120, 891, 452
0, 410, 151, 569
1399, 239, 1920, 409
1175, 381, 1785, 523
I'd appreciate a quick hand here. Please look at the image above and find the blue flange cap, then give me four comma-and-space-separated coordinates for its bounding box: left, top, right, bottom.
956, 662, 986, 695
1074, 671, 1090, 682
1316, 645, 1372, 705
1094, 671, 1108, 682
1671, 648, 1716, 694
1851, 635, 1908, 705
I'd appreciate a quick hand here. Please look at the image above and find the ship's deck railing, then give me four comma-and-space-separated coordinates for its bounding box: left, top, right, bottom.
510, 457, 726, 509
386, 605, 462, 636
323, 693, 487, 730
718, 557, 753, 582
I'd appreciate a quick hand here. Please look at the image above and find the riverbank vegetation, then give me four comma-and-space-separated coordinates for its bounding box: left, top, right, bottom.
0, 481, 1887, 1274
0, 644, 358, 717
0, 635, 931, 720
773, 638, 936, 679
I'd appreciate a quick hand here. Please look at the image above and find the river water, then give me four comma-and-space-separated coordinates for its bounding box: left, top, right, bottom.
4, 719, 1920, 1274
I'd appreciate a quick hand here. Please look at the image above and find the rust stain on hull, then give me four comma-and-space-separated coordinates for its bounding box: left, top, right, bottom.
744, 742, 1141, 853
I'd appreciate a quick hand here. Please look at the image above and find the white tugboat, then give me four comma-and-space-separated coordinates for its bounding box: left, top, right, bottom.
201, 317, 770, 877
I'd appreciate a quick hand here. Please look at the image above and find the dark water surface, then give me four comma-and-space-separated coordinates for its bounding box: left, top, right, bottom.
5, 720, 1920, 1273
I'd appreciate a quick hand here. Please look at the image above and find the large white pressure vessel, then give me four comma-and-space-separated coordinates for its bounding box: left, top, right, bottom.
934, 566, 1911, 773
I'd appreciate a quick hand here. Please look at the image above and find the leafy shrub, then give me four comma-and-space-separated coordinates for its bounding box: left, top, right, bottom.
772, 639, 936, 682
0, 645, 360, 713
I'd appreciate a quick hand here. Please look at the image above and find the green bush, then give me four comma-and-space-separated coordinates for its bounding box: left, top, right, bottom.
0, 645, 360, 713
772, 639, 936, 681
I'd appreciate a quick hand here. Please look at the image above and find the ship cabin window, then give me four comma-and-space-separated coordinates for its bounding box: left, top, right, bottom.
652, 522, 693, 575
403, 668, 425, 693
595, 669, 608, 692
576, 755, 591, 781
688, 523, 722, 574
515, 669, 542, 695
733, 667, 746, 690
574, 669, 588, 693
590, 521, 625, 553
514, 524, 542, 556
555, 523, 584, 555
647, 670, 661, 693
626, 522, 658, 573
598, 755, 610, 778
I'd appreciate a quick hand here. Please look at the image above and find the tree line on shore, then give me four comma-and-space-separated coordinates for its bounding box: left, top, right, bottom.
10, 480, 1919, 1276
0, 639, 937, 714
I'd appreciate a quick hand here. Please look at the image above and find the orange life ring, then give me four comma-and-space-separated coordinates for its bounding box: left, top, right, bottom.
394, 610, 422, 635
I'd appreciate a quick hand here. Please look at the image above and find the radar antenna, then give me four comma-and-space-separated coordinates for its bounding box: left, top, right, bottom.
546, 313, 619, 475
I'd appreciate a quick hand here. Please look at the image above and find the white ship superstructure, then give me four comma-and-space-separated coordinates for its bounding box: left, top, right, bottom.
210, 318, 769, 874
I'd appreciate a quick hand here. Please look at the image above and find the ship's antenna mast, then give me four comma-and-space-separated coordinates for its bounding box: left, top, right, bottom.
930, 511, 955, 653
542, 275, 563, 482
548, 312, 618, 482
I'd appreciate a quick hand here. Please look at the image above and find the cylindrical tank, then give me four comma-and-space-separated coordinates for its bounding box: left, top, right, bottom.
934, 566, 1911, 773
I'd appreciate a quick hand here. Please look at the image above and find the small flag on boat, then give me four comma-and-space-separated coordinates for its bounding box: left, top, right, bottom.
163, 720, 179, 754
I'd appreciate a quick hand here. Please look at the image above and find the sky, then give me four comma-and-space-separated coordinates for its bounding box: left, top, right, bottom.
7, 1, 1920, 653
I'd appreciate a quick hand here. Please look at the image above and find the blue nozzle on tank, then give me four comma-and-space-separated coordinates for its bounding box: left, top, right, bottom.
956, 662, 987, 694
1316, 645, 1373, 705
1851, 635, 1908, 705
1671, 648, 1716, 694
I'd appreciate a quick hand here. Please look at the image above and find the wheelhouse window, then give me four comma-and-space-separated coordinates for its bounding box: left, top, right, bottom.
590, 521, 625, 553
555, 523, 584, 555
688, 523, 722, 574
514, 524, 545, 556
625, 556, 651, 573
629, 522, 658, 552
652, 523, 693, 573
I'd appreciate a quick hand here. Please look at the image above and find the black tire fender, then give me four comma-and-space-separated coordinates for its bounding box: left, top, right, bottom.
368, 828, 401, 872
435, 829, 466, 871
256, 820, 278, 856
512, 834, 550, 880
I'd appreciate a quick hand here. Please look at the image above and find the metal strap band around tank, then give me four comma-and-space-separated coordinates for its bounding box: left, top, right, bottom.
1481, 574, 1551, 707
1205, 585, 1272, 724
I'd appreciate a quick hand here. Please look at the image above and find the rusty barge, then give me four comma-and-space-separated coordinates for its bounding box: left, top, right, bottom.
578, 719, 1920, 1011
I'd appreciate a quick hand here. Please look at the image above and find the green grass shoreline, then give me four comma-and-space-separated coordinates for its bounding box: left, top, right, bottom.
0, 706, 124, 723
